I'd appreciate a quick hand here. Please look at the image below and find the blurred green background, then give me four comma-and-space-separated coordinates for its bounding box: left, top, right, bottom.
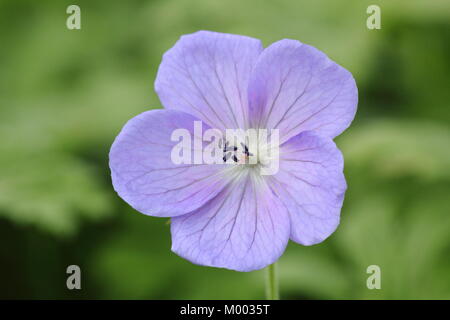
0, 0, 449, 299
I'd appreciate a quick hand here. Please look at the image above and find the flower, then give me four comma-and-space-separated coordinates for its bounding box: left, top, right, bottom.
109, 31, 357, 272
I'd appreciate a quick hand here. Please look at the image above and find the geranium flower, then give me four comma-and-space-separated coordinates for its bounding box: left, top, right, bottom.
109, 31, 357, 272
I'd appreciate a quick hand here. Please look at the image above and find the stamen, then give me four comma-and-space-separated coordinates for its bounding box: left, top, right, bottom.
223, 152, 232, 162
222, 141, 253, 164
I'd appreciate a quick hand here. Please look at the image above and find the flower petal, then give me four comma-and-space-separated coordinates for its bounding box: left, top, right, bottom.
155, 30, 263, 131
171, 171, 290, 271
248, 39, 357, 142
109, 109, 227, 217
269, 131, 346, 245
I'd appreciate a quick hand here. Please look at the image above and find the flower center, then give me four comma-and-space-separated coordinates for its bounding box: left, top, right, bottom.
221, 140, 254, 164
217, 130, 280, 176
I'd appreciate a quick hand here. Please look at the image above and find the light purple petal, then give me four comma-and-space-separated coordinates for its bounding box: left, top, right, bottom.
109, 109, 228, 217
171, 171, 290, 271
155, 30, 263, 131
248, 39, 357, 142
269, 131, 346, 245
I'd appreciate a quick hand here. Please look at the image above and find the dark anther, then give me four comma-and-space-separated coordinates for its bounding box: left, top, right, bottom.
224, 146, 238, 152
222, 141, 252, 163
240, 142, 253, 157
223, 152, 232, 162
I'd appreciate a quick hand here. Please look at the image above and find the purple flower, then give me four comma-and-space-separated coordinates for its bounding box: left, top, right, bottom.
109, 31, 357, 272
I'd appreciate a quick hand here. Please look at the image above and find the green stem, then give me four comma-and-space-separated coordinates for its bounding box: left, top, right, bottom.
265, 263, 279, 300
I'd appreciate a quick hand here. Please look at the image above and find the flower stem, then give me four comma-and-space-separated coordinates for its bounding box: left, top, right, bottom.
265, 263, 279, 300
